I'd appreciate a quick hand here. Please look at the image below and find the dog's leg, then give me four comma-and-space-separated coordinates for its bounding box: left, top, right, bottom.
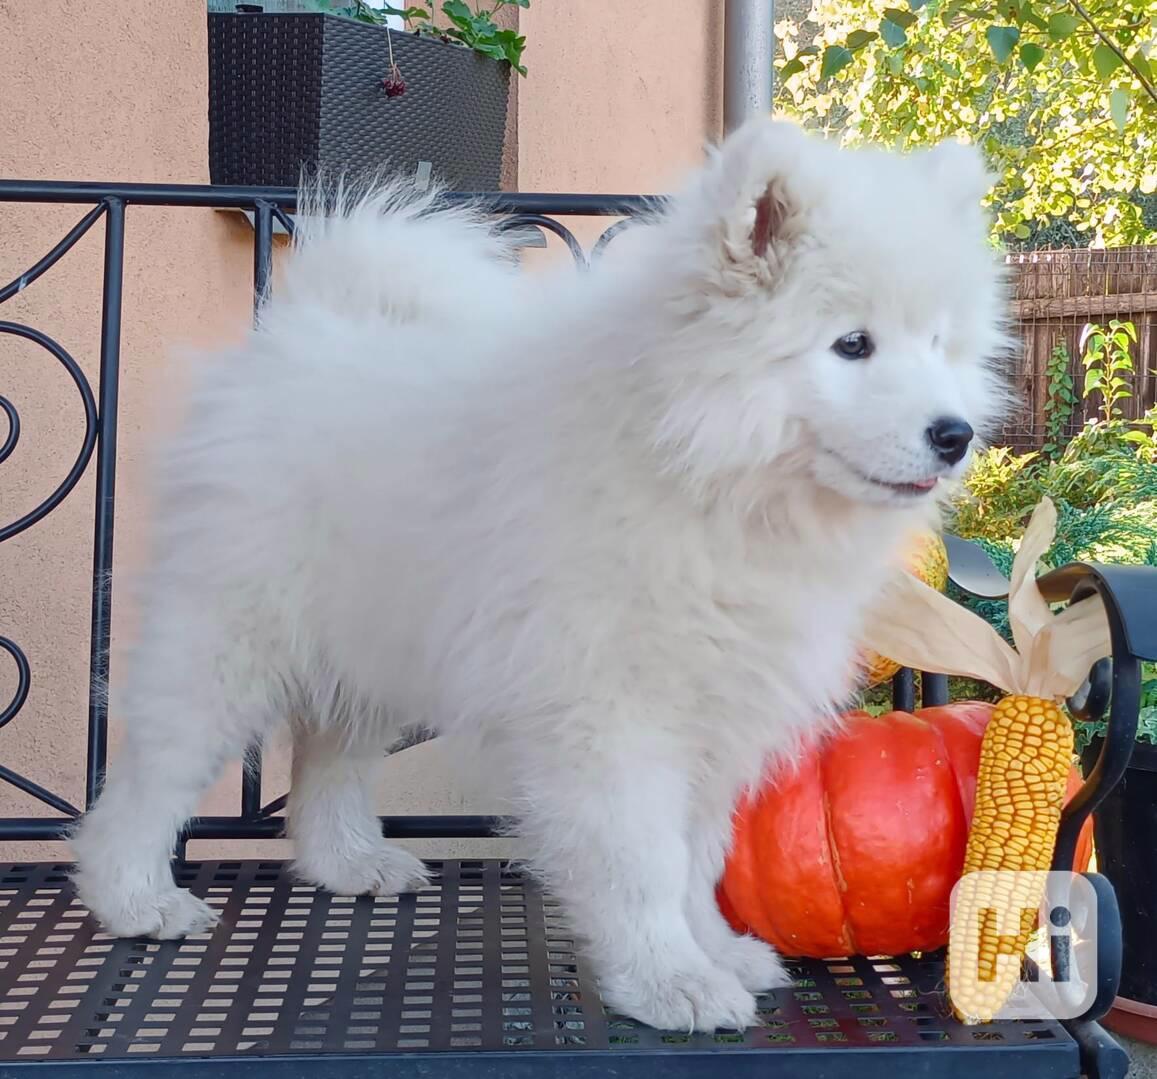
518, 741, 757, 1032
71, 615, 274, 939
287, 724, 429, 897
684, 793, 792, 994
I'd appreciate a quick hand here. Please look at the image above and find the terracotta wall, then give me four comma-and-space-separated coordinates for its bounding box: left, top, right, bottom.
0, 0, 722, 860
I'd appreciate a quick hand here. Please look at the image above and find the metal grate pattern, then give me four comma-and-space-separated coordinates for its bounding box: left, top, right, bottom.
1000, 244, 1157, 453
0, 860, 1076, 1073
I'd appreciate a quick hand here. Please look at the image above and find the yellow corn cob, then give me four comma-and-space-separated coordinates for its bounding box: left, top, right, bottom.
947, 694, 1074, 1024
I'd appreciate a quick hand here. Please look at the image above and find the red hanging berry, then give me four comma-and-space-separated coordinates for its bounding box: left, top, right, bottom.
381, 61, 406, 97
382, 30, 405, 98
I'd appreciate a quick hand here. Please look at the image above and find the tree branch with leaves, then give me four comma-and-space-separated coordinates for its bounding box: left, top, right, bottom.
778, 0, 1157, 246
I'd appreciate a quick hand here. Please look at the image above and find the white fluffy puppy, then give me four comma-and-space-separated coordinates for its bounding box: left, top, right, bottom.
71, 118, 1008, 1032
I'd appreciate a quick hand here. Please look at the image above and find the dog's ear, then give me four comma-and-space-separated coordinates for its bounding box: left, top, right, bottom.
711, 119, 812, 280
923, 139, 994, 210
750, 177, 793, 259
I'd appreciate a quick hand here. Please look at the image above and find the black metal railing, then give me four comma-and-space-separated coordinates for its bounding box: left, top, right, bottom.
1, 180, 1151, 867
0, 180, 655, 844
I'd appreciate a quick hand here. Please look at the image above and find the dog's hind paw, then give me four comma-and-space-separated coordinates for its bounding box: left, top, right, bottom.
294, 841, 430, 898
78, 884, 219, 941
601, 961, 758, 1032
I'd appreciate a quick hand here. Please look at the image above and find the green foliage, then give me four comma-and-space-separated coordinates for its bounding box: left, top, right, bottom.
952, 435, 1157, 549
1045, 423, 1157, 507
954, 322, 1157, 541
425, 0, 529, 74
985, 24, 1020, 64
1074, 669, 1157, 749
776, 1, 1157, 246
1048, 497, 1157, 564
1082, 318, 1138, 423
949, 445, 1043, 539
1042, 341, 1075, 459
309, 0, 529, 73
945, 319, 1157, 743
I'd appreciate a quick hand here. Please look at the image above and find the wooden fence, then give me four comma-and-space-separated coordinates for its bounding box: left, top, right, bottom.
999, 245, 1157, 452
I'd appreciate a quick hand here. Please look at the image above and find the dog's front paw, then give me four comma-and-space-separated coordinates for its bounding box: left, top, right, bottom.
715, 933, 793, 993
601, 959, 757, 1032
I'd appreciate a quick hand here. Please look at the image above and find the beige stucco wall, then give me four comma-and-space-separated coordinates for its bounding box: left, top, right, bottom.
0, 0, 256, 860
0, 0, 721, 862
517, 1, 723, 259
519, 1, 723, 193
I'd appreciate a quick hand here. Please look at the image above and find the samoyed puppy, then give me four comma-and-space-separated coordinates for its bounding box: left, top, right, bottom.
71, 118, 1008, 1032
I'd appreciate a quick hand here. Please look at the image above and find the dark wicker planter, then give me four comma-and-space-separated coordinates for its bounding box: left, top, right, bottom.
208, 10, 510, 190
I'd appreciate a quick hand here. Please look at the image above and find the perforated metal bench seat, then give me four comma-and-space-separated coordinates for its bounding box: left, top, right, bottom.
0, 859, 1083, 1077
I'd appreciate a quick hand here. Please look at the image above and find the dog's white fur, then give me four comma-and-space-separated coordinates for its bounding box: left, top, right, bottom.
71, 119, 1009, 1032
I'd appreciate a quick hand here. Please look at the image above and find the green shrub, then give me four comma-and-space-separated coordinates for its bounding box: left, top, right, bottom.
949, 446, 1042, 542
937, 320, 1157, 744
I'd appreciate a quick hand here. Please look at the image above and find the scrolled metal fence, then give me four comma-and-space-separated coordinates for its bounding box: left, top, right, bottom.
0, 180, 655, 844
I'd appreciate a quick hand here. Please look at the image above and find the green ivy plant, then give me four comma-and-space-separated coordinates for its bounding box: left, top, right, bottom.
1042, 341, 1076, 459
310, 0, 529, 74
776, 0, 1157, 246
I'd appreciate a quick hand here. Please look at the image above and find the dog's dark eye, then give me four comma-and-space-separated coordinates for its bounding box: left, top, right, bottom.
832, 331, 874, 360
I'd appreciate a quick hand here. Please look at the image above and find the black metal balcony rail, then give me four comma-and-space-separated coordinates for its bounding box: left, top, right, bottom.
0, 181, 655, 844
0, 179, 1151, 865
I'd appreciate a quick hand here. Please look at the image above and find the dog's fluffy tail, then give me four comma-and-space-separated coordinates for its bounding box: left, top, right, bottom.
271, 175, 520, 328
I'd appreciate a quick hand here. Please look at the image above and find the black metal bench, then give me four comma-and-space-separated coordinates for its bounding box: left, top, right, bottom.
0, 180, 1153, 1078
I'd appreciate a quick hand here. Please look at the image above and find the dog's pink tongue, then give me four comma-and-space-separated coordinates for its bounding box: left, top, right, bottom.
913, 477, 939, 491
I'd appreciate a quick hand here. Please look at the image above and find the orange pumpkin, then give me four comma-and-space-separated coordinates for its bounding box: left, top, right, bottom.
718, 702, 1093, 958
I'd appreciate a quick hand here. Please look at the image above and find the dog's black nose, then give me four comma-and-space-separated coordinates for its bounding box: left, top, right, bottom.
927, 416, 974, 465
